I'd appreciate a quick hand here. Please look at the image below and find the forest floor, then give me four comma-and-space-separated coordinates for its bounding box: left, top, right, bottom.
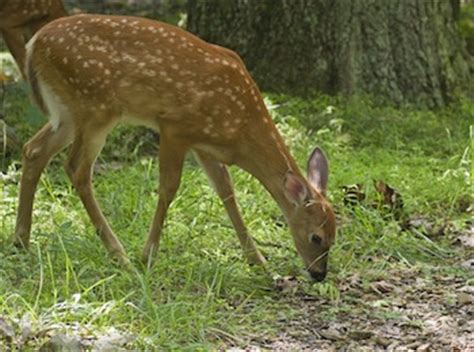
0, 78, 472, 350
246, 258, 473, 351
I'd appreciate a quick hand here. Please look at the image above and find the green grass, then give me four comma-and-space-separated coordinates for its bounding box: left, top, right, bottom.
0, 88, 472, 349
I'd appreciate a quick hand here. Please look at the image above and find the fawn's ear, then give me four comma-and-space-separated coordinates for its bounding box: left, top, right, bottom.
284, 172, 309, 206
307, 147, 329, 196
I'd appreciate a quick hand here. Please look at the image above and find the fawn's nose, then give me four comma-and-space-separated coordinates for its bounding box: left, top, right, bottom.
309, 270, 327, 282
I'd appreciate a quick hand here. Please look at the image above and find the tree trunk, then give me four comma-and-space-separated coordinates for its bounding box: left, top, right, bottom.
187, 0, 470, 107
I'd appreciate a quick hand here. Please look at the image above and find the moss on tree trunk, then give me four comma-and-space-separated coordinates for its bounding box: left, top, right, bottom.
187, 0, 470, 107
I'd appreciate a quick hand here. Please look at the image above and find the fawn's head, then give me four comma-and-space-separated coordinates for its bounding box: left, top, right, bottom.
283, 147, 336, 281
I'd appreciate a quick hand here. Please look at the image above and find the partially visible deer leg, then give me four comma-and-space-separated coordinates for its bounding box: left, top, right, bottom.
14, 121, 73, 248
194, 151, 266, 265
1, 28, 26, 77
142, 134, 187, 266
64, 122, 129, 265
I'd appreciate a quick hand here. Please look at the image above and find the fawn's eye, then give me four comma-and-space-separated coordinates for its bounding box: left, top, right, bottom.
310, 234, 322, 245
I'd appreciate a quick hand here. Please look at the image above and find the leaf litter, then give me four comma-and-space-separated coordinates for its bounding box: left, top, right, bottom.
239, 264, 473, 351
0, 294, 134, 350
232, 183, 473, 351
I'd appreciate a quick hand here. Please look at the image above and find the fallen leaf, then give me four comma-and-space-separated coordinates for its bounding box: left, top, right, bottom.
342, 184, 365, 207
458, 285, 474, 294
457, 235, 474, 248
43, 333, 82, 351
370, 280, 396, 294
457, 292, 473, 306
318, 327, 345, 341
93, 327, 134, 351
375, 335, 391, 347
386, 341, 401, 351
416, 343, 431, 351
0, 317, 14, 340
19, 313, 33, 346
373, 180, 404, 219
457, 196, 472, 213
348, 330, 373, 340
274, 276, 299, 293
460, 259, 474, 271
404, 341, 424, 350
400, 215, 434, 234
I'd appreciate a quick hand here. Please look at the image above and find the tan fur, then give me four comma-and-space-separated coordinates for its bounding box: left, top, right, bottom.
13, 14, 336, 278
0, 0, 67, 76
26, 35, 48, 115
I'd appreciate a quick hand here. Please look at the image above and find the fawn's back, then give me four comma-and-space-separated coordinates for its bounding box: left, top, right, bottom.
28, 14, 267, 152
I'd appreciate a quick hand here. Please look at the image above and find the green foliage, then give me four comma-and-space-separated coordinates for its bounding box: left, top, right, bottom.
3, 83, 44, 131
271, 94, 472, 158
459, 2, 474, 56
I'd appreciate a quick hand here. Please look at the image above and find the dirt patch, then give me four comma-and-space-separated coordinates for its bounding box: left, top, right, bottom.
243, 265, 473, 351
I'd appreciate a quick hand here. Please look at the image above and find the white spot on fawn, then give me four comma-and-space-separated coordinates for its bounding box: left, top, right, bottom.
144, 69, 156, 77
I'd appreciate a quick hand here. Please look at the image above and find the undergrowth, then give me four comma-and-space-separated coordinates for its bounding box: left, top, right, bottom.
0, 87, 472, 349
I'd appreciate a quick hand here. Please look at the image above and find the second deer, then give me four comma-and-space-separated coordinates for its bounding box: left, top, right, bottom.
14, 14, 336, 281
0, 0, 68, 77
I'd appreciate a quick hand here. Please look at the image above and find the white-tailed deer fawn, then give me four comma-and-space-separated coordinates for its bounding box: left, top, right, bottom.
0, 0, 67, 76
15, 14, 336, 280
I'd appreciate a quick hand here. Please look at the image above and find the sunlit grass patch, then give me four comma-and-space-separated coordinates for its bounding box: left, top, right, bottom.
0, 92, 472, 349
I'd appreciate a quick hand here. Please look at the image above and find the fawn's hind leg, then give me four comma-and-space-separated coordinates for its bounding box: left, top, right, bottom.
14, 121, 73, 247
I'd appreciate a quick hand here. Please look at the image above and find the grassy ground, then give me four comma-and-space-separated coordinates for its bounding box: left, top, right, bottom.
0, 80, 472, 349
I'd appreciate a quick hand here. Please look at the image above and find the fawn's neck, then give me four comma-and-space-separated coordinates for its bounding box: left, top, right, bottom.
236, 112, 304, 222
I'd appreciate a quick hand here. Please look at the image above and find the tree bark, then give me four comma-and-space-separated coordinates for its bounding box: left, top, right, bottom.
187, 0, 470, 107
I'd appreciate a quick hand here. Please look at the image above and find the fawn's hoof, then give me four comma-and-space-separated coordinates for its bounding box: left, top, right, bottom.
110, 250, 132, 269
12, 234, 30, 250
117, 255, 132, 268
141, 242, 158, 268
141, 252, 155, 268
246, 250, 267, 266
